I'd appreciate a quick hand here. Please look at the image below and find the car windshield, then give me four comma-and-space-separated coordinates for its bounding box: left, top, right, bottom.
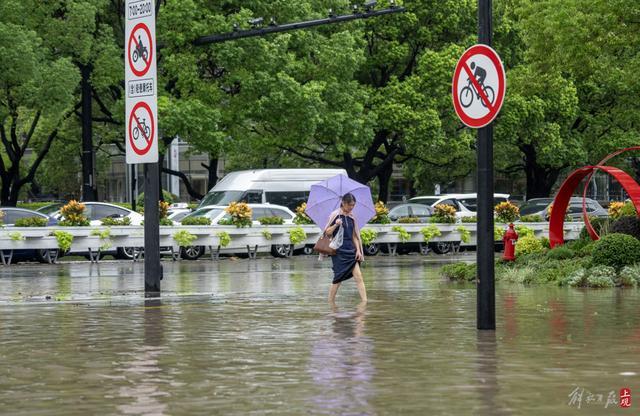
199, 191, 244, 207
519, 200, 552, 215
410, 198, 440, 206
37, 204, 63, 215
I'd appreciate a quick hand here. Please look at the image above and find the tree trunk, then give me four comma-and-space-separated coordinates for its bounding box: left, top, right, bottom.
522, 144, 562, 199
203, 157, 219, 191
80, 63, 97, 201
376, 162, 394, 203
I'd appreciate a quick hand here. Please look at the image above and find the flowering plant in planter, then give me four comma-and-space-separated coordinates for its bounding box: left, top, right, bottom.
225, 201, 252, 228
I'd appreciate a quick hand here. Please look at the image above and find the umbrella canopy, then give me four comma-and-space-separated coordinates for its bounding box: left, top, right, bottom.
306, 174, 376, 230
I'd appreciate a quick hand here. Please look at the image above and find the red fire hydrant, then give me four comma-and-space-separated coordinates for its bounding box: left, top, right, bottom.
502, 223, 518, 261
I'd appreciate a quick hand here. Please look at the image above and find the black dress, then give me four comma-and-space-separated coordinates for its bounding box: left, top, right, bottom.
329, 215, 360, 284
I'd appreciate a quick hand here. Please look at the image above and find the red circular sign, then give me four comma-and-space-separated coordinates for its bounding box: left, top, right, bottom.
452, 44, 506, 128
127, 23, 153, 77
128, 101, 154, 155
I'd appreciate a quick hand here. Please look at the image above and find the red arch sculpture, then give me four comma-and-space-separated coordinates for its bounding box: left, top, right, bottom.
549, 163, 640, 247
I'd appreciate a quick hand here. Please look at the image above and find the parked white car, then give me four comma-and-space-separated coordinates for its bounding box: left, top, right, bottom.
52, 202, 144, 226
408, 195, 476, 220
179, 203, 301, 258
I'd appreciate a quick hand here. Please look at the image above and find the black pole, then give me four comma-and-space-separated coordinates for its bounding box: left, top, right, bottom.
144, 162, 161, 296
193, 7, 406, 46
80, 64, 96, 202
477, 0, 495, 330
131, 164, 137, 212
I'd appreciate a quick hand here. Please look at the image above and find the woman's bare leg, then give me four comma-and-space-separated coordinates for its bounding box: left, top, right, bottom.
353, 264, 367, 303
329, 282, 341, 304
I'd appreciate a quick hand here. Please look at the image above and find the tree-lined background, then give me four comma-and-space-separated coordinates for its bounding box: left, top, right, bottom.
0, 0, 639, 206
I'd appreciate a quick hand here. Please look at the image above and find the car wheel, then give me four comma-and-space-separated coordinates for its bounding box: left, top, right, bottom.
364, 243, 379, 256
36, 249, 59, 263
302, 245, 315, 255
117, 246, 143, 260
271, 244, 292, 258
181, 245, 204, 260
432, 241, 453, 255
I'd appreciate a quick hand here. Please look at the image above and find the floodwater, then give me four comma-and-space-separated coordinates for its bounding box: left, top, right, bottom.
0, 255, 639, 415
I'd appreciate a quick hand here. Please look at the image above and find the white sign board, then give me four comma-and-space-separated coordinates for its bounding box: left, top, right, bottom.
125, 0, 158, 164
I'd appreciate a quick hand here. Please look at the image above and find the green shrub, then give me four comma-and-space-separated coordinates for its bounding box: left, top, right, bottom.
100, 217, 131, 226
619, 265, 640, 287
515, 225, 535, 238
565, 268, 588, 287
456, 226, 471, 243
59, 200, 89, 226
16, 202, 57, 211
546, 246, 575, 261
160, 218, 174, 226
391, 225, 411, 243
534, 259, 585, 284
14, 216, 48, 227
586, 266, 616, 288
494, 201, 520, 223
519, 214, 544, 222
217, 231, 231, 247
288, 227, 307, 244
90, 229, 112, 250
218, 218, 233, 226
9, 231, 24, 241
360, 229, 378, 246
136, 190, 177, 207
398, 216, 421, 224
181, 217, 211, 226
461, 216, 477, 223
173, 230, 197, 246
579, 217, 610, 240
261, 230, 272, 240
609, 216, 640, 241
431, 204, 457, 223
51, 230, 73, 252
258, 216, 284, 225
420, 225, 441, 242
441, 262, 476, 282
514, 235, 544, 257
497, 265, 536, 284
540, 236, 551, 249
592, 233, 640, 270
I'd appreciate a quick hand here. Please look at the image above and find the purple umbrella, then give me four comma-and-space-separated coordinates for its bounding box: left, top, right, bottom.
306, 174, 376, 230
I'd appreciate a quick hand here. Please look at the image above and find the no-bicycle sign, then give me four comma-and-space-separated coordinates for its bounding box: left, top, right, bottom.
125, 0, 158, 164
452, 44, 506, 129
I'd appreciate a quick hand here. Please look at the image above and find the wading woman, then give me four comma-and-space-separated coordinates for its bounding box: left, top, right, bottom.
324, 193, 367, 304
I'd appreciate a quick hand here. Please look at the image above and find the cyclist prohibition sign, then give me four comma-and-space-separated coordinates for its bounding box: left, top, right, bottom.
452, 44, 506, 129
128, 101, 154, 156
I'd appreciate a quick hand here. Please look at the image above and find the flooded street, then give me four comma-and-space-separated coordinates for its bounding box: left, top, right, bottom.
1, 255, 639, 415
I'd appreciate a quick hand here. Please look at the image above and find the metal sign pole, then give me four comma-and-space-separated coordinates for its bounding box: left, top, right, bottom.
477, 0, 495, 330
144, 162, 161, 295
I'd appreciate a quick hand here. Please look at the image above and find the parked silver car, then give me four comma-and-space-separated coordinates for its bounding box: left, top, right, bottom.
518, 197, 608, 220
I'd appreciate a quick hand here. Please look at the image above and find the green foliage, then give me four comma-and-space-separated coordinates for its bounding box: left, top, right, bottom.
586, 266, 616, 288
579, 217, 610, 240
90, 228, 112, 250
288, 227, 307, 244
258, 216, 284, 225
420, 225, 441, 243
136, 191, 177, 208
461, 216, 477, 223
619, 265, 640, 287
8, 231, 24, 241
59, 200, 89, 226
391, 225, 411, 243
546, 246, 575, 261
494, 226, 505, 241
441, 263, 476, 282
609, 216, 640, 241
592, 233, 640, 270
514, 235, 544, 257
398, 216, 421, 224
261, 230, 272, 240
160, 218, 174, 226
519, 214, 544, 222
51, 230, 73, 252
515, 225, 535, 238
100, 217, 131, 226
16, 202, 56, 211
430, 204, 457, 224
456, 226, 470, 243
14, 216, 48, 227
181, 217, 211, 226
360, 228, 378, 246
217, 218, 234, 226
494, 201, 520, 223
173, 230, 197, 247
217, 231, 231, 247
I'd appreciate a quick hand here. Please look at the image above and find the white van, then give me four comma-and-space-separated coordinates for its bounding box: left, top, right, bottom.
198, 168, 348, 210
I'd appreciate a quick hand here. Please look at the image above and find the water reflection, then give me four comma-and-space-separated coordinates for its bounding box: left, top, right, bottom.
117, 299, 169, 415
308, 302, 375, 415
475, 331, 512, 415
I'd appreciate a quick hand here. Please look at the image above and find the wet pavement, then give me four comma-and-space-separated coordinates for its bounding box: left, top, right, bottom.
1, 255, 639, 415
